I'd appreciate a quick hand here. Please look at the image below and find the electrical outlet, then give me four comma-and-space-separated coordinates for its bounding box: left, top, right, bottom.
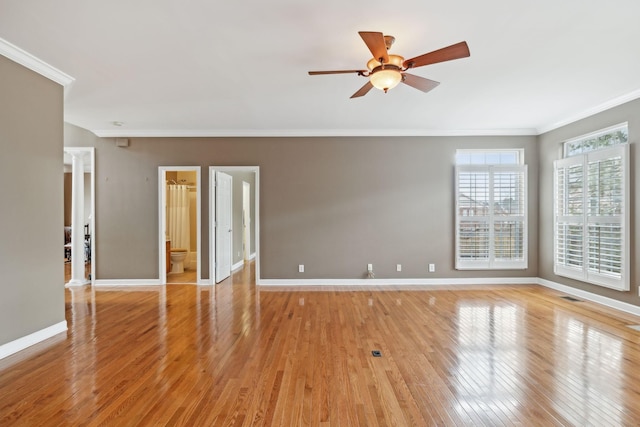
429, 263, 435, 273
367, 263, 373, 272
298, 264, 304, 273
396, 264, 402, 272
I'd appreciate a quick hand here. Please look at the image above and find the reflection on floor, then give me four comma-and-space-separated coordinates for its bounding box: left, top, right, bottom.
4, 260, 640, 425
166, 261, 253, 284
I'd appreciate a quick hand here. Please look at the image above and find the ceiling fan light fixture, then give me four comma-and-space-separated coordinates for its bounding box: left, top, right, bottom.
308, 32, 470, 98
369, 68, 402, 93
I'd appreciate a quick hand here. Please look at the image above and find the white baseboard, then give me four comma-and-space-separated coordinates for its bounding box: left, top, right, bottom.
232, 260, 245, 272
0, 321, 67, 360
537, 278, 640, 317
88, 275, 640, 318
248, 252, 256, 261
65, 279, 90, 288
94, 279, 162, 287
258, 277, 538, 286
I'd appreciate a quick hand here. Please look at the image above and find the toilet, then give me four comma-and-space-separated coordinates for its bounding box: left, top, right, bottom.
170, 248, 188, 274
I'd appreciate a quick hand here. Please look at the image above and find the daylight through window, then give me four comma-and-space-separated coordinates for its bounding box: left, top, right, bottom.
553, 124, 629, 290
455, 150, 527, 270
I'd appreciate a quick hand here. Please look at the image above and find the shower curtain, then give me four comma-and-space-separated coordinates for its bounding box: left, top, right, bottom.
167, 184, 190, 252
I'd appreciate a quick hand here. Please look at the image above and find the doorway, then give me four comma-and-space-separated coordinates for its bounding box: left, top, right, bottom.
209, 166, 259, 285
63, 147, 95, 286
158, 167, 201, 284
214, 171, 232, 282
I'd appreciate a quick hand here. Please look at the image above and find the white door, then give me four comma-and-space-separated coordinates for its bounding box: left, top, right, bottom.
215, 171, 233, 283
242, 181, 251, 261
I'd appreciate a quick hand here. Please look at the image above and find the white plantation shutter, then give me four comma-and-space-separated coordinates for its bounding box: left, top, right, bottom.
554, 144, 629, 290
554, 156, 584, 275
455, 165, 527, 269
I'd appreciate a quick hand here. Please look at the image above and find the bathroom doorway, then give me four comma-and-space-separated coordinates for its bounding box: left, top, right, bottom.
158, 167, 201, 284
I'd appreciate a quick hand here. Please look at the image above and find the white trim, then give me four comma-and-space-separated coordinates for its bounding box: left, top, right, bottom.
248, 252, 256, 261
93, 279, 162, 286
91, 128, 538, 138
0, 321, 67, 360
232, 260, 245, 272
65, 279, 90, 288
537, 278, 640, 317
0, 37, 74, 93
258, 277, 538, 286
537, 88, 640, 134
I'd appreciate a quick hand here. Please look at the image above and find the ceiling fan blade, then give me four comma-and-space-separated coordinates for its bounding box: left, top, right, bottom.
309, 70, 367, 75
403, 41, 470, 69
350, 81, 374, 98
401, 73, 440, 93
359, 31, 389, 63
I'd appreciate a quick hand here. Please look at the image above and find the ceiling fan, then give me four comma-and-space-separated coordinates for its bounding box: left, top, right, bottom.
308, 31, 470, 98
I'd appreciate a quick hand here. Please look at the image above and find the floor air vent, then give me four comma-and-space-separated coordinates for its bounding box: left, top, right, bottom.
560, 296, 581, 302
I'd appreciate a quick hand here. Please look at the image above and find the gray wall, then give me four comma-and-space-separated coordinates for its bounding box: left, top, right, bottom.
64, 127, 539, 281
0, 56, 65, 345
538, 99, 640, 305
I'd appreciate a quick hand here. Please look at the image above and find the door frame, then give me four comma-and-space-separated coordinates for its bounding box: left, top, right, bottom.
209, 166, 260, 285
158, 166, 201, 285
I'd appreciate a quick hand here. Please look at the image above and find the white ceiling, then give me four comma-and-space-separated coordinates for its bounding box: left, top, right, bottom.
2, 0, 640, 137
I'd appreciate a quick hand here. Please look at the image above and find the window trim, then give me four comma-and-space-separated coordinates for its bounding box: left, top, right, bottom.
455, 163, 528, 270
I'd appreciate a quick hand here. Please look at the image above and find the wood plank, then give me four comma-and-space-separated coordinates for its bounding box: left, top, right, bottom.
2, 262, 640, 425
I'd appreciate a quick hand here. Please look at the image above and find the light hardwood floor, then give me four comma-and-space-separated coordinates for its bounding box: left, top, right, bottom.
166, 268, 197, 284
2, 262, 640, 426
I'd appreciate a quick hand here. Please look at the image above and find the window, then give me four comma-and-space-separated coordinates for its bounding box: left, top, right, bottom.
455, 150, 527, 269
554, 124, 629, 290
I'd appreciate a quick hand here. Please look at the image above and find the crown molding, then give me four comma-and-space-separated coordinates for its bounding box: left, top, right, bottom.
91, 127, 538, 138
0, 37, 74, 90
537, 88, 640, 135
